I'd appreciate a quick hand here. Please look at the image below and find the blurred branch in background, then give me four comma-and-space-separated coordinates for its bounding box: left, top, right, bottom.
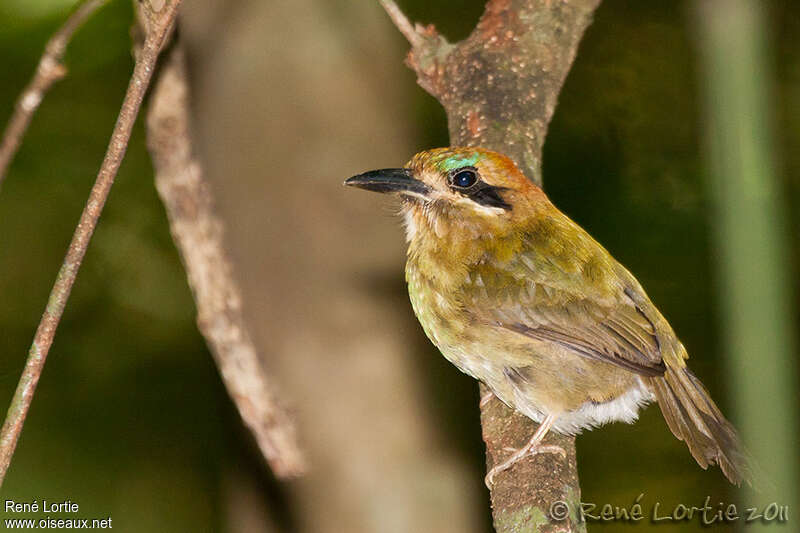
146, 45, 306, 479
179, 0, 485, 530
380, 0, 600, 530
0, 0, 180, 487
695, 0, 799, 519
0, 0, 106, 189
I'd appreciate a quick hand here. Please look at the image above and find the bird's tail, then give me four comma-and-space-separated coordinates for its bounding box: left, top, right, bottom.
647, 366, 756, 487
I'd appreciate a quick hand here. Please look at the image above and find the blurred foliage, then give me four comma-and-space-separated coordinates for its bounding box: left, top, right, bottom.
697, 0, 798, 525
0, 1, 233, 531
0, 0, 77, 21
0, 0, 797, 531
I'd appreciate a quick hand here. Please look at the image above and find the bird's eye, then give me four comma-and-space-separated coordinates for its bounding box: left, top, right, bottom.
450, 168, 478, 188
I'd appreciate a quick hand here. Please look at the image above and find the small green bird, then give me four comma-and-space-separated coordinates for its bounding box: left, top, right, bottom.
345, 147, 752, 487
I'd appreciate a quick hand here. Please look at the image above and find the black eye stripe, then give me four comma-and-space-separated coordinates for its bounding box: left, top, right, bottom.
469, 185, 512, 210
446, 166, 512, 210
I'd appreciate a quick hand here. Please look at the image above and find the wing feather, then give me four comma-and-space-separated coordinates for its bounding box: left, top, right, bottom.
462, 217, 667, 377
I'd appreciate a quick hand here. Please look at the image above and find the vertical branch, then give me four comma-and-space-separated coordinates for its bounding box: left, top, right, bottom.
0, 0, 181, 487
0, 0, 106, 188
696, 0, 799, 517
145, 46, 306, 478
380, 0, 600, 531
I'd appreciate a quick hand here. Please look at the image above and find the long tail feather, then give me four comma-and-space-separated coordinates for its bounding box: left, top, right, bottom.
648, 367, 755, 486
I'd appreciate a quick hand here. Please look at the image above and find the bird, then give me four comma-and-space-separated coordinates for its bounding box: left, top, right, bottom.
344, 146, 753, 488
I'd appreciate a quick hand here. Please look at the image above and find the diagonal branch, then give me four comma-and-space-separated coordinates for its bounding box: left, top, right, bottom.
145, 45, 306, 478
378, 0, 424, 49
0, 0, 107, 189
0, 0, 181, 487
380, 0, 601, 531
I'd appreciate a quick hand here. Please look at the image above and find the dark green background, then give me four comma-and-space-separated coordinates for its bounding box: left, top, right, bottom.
0, 0, 797, 531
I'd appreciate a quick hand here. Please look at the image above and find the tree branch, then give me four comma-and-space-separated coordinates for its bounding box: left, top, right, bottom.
0, 0, 106, 189
381, 0, 601, 531
0, 0, 181, 487
378, 0, 424, 49
145, 46, 306, 478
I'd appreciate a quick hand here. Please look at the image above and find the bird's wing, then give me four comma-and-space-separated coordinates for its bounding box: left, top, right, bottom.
461, 215, 668, 377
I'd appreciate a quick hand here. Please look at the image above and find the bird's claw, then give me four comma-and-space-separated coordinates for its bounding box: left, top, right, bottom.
536, 444, 567, 460
484, 444, 568, 489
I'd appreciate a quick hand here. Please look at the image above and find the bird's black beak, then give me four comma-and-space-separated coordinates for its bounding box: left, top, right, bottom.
344, 168, 430, 197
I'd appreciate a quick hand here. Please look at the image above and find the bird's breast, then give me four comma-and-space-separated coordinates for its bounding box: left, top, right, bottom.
405, 259, 463, 348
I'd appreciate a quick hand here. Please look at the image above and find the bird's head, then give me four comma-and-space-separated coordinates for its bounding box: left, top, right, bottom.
345, 147, 546, 243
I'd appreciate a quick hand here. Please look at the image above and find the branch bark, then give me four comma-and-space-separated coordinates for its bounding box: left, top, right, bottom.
380, 0, 601, 530
0, 0, 106, 189
0, 0, 180, 487
145, 45, 306, 478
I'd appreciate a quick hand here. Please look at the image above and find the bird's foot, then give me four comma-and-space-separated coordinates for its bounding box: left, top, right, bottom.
484, 414, 562, 489
484, 443, 567, 488
501, 444, 566, 457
